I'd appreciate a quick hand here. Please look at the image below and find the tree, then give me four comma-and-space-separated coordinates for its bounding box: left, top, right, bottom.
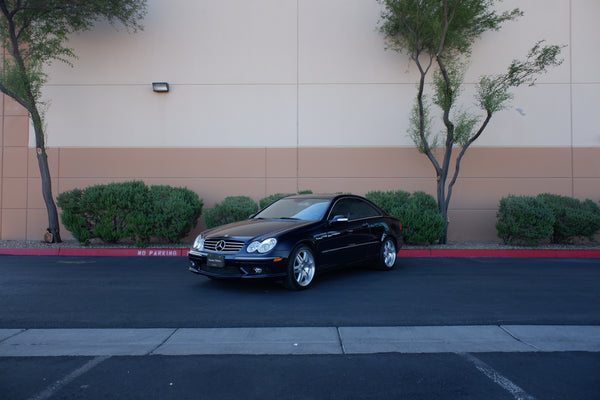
378, 0, 563, 243
0, 0, 147, 242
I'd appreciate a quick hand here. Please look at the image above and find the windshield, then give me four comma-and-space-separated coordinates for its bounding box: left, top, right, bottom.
253, 198, 331, 221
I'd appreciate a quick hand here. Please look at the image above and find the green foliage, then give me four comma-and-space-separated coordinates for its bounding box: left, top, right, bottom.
408, 96, 435, 153
378, 0, 522, 61
56, 188, 93, 245
0, 0, 148, 109
366, 190, 445, 244
537, 194, 600, 243
259, 190, 313, 209
147, 185, 204, 243
204, 196, 259, 229
378, 1, 563, 244
400, 191, 447, 244
496, 195, 554, 246
59, 181, 149, 245
496, 194, 600, 246
57, 181, 202, 247
433, 62, 465, 111
365, 190, 410, 215
453, 110, 480, 146
477, 41, 564, 114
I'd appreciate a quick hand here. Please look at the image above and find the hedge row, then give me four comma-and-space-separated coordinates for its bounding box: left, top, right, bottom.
58, 182, 599, 249
496, 193, 600, 246
57, 181, 203, 247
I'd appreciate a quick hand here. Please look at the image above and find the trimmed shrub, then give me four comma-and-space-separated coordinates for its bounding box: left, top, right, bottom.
259, 190, 313, 209
537, 193, 600, 243
366, 190, 445, 244
401, 191, 446, 244
204, 196, 258, 229
496, 195, 554, 246
58, 181, 149, 245
365, 190, 410, 216
147, 185, 204, 243
57, 181, 203, 247
56, 188, 95, 245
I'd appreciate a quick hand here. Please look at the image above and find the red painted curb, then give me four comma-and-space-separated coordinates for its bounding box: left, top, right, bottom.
0, 248, 187, 257
398, 249, 600, 258
0, 248, 599, 258
399, 249, 432, 257
0, 248, 60, 256
428, 249, 558, 258
555, 249, 600, 258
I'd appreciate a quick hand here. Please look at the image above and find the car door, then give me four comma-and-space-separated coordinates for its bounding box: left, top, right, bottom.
316, 198, 380, 267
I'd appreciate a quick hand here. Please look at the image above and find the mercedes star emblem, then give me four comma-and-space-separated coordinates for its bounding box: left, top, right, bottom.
215, 240, 227, 252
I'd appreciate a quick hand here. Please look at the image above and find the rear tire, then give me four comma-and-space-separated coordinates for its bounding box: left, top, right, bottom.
374, 237, 397, 270
283, 245, 316, 290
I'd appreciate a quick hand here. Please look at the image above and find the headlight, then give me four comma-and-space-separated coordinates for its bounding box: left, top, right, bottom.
193, 235, 205, 250
247, 238, 277, 254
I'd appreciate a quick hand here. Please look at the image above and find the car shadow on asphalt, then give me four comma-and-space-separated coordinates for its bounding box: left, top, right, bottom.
192, 263, 393, 293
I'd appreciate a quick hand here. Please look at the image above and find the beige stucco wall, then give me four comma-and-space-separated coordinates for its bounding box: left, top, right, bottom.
38, 0, 596, 149
2, 0, 599, 241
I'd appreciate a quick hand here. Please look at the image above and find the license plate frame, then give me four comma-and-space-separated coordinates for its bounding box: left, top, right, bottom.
206, 254, 225, 268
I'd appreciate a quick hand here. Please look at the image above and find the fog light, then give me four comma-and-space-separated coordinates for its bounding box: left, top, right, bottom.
253, 267, 263, 274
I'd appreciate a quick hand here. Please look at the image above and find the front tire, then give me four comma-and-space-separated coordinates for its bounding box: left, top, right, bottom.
374, 237, 397, 270
283, 245, 316, 290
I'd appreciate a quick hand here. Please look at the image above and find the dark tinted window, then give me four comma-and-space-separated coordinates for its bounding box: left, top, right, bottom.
329, 198, 382, 221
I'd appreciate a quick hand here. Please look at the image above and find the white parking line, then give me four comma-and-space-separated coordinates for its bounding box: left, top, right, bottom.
460, 353, 536, 400
28, 356, 110, 400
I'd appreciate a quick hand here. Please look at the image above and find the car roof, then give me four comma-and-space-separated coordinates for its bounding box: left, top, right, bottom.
284, 193, 372, 202
285, 194, 344, 200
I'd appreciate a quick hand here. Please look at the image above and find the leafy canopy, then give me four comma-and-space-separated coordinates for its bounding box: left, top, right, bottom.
379, 0, 564, 151
0, 0, 147, 108
379, 0, 522, 62
378, 0, 564, 243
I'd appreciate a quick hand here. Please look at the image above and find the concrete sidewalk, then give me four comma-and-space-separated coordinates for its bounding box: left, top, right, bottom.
1, 325, 599, 357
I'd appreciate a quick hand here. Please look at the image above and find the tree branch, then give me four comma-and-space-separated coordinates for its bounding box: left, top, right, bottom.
446, 110, 492, 205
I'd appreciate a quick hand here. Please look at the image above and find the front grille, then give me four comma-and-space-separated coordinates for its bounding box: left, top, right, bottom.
204, 238, 244, 253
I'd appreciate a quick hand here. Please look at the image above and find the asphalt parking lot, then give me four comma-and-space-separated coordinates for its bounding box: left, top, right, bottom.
1, 255, 599, 399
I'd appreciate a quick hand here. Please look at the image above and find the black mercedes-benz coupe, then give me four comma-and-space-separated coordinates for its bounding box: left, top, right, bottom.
188, 194, 402, 290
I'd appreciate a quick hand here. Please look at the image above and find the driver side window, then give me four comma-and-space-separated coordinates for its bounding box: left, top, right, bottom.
329, 198, 381, 221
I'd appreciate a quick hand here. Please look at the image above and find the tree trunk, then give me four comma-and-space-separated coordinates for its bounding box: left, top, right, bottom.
35, 147, 61, 242
31, 110, 62, 243
437, 178, 449, 244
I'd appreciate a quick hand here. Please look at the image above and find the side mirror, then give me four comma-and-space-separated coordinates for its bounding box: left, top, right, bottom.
330, 215, 349, 224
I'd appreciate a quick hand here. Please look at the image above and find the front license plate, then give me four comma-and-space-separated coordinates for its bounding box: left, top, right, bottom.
207, 254, 225, 268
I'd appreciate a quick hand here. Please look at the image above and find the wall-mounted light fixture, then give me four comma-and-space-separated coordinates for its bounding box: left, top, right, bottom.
152, 82, 169, 93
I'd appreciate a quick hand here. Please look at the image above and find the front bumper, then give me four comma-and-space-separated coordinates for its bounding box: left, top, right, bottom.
188, 249, 288, 279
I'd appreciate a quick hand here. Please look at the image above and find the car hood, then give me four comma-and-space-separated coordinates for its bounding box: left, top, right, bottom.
203, 219, 317, 241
